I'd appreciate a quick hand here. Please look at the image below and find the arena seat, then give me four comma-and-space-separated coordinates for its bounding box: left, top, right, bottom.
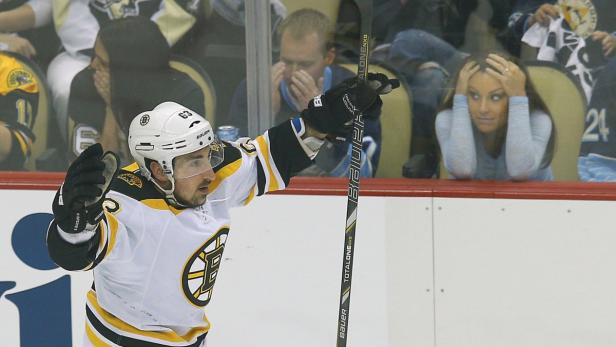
170, 55, 217, 126
526, 61, 586, 181
340, 63, 413, 178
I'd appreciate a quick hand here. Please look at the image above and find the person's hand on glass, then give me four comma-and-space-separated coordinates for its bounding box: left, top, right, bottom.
529, 3, 559, 27
0, 34, 36, 58
271, 61, 285, 115
486, 54, 527, 97
455, 60, 480, 95
591, 31, 616, 57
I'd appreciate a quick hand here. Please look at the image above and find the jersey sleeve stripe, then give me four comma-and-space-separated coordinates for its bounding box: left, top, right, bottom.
209, 158, 242, 194
255, 133, 285, 193
86, 290, 209, 345
84, 222, 109, 271
255, 160, 266, 196
122, 162, 141, 172
243, 185, 256, 205
141, 199, 184, 215
103, 211, 120, 258
12, 130, 30, 157
255, 135, 274, 192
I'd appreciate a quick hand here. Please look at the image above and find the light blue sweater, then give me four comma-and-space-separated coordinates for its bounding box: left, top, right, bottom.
436, 95, 553, 181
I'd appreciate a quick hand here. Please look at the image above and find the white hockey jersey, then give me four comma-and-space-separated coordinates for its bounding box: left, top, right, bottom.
47, 121, 313, 346
27, 0, 197, 55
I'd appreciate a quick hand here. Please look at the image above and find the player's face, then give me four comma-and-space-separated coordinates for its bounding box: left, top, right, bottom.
467, 71, 509, 134
173, 147, 216, 207
91, 39, 110, 75
279, 31, 333, 85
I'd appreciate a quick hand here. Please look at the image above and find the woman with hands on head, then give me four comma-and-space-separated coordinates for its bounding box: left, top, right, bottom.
436, 52, 556, 181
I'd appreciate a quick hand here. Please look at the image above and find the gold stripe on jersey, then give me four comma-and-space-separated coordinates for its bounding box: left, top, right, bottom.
83, 222, 109, 271
85, 320, 113, 347
243, 185, 256, 206
255, 135, 280, 192
122, 162, 140, 173
84, 210, 120, 270
209, 158, 242, 194
104, 211, 120, 257
12, 130, 30, 157
86, 290, 210, 344
141, 199, 184, 215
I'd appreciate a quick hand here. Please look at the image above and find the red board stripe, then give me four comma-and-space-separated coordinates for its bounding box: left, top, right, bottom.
1, 173, 615, 201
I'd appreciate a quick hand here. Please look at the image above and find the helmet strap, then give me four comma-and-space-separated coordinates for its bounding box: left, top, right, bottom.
146, 167, 190, 209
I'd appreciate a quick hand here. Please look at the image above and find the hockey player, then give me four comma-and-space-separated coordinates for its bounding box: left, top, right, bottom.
46, 73, 398, 346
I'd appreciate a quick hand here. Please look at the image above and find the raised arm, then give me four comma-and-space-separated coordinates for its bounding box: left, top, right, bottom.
47, 144, 120, 271
436, 97, 478, 179
0, 0, 52, 32
436, 61, 481, 179
483, 54, 552, 180
220, 73, 398, 207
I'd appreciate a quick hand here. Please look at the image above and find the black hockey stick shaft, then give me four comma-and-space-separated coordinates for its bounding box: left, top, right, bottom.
336, 1, 372, 346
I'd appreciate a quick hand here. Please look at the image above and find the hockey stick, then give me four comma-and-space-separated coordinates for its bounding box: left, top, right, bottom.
336, 0, 372, 346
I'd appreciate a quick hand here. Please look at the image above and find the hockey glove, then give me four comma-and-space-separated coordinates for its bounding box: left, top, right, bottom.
52, 143, 119, 234
301, 72, 399, 140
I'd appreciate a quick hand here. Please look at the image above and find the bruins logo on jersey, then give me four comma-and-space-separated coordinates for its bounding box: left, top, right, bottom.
182, 227, 229, 307
7, 69, 34, 89
117, 172, 143, 188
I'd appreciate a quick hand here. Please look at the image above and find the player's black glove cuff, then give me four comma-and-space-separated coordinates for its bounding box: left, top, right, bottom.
301, 72, 399, 140
52, 143, 119, 234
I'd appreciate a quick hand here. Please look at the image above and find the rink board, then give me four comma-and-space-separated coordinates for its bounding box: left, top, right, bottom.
2, 177, 616, 346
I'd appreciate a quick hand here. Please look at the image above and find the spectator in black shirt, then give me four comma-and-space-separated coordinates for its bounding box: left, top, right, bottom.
68, 17, 204, 164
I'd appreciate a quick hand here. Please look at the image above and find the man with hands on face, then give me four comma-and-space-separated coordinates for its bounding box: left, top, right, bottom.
229, 9, 383, 176
436, 52, 556, 181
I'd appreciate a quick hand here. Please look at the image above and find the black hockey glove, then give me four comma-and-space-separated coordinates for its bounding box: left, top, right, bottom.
52, 143, 119, 234
301, 72, 400, 140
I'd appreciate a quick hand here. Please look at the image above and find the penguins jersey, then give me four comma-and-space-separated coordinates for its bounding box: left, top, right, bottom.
0, 53, 38, 170
28, 0, 198, 55
47, 120, 312, 346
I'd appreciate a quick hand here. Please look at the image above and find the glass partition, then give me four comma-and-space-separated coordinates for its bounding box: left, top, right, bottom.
0, 0, 249, 171
1, 0, 615, 183
277, 0, 616, 181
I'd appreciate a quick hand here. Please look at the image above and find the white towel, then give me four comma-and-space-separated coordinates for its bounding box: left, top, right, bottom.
522, 17, 596, 102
